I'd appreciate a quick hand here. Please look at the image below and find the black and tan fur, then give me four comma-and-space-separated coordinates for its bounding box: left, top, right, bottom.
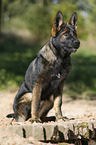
7, 11, 80, 122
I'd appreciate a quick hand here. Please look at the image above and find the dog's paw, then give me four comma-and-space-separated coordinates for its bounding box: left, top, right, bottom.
31, 119, 42, 123
56, 116, 69, 122
56, 116, 75, 123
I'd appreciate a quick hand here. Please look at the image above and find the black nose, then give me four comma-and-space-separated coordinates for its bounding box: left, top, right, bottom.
74, 40, 80, 47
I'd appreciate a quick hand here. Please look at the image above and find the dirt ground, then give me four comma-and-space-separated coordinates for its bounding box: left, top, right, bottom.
0, 90, 96, 145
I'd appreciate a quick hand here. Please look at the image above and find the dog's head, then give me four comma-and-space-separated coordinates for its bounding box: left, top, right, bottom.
51, 11, 80, 56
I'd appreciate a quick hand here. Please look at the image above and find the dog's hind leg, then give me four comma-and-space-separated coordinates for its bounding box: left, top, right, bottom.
6, 92, 32, 122
13, 81, 32, 122
14, 93, 32, 122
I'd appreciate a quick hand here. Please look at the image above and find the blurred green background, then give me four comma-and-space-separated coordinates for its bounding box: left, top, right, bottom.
0, 0, 96, 99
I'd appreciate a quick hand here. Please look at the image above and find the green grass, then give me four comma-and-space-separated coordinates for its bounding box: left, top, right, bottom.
0, 33, 40, 90
0, 33, 96, 99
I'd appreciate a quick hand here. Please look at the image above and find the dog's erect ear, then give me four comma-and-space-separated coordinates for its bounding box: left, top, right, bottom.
52, 11, 64, 37
67, 12, 78, 30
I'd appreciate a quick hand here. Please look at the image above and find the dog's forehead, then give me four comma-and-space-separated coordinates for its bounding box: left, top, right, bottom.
61, 24, 76, 33
66, 24, 75, 32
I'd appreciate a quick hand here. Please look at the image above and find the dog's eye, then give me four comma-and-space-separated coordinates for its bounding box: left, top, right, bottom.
64, 32, 68, 36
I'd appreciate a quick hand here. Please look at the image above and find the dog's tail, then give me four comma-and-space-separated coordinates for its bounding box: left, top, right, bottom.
6, 113, 15, 118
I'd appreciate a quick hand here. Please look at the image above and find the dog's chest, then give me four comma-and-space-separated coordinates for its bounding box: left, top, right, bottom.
43, 56, 71, 89
41, 57, 71, 99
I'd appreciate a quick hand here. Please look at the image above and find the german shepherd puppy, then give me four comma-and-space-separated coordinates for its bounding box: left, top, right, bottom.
7, 11, 80, 122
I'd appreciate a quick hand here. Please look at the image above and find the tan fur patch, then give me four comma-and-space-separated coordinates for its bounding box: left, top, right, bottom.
40, 43, 57, 63
19, 93, 32, 103
52, 25, 56, 36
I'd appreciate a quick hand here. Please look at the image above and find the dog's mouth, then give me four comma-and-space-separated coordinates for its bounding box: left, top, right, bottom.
65, 42, 80, 53
71, 40, 80, 52
63, 42, 80, 53
71, 48, 77, 52
71, 43, 80, 52
64, 47, 78, 53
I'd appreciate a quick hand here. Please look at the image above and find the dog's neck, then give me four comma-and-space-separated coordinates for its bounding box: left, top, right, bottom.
49, 37, 71, 59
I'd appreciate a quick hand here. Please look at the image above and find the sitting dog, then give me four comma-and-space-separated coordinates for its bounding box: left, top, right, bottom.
7, 11, 80, 122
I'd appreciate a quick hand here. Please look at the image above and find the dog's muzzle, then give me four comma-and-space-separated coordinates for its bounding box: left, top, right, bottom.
73, 40, 80, 49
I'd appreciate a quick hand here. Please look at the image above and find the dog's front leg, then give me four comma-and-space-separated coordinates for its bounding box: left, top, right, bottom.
54, 94, 69, 121
31, 82, 42, 123
53, 94, 63, 121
